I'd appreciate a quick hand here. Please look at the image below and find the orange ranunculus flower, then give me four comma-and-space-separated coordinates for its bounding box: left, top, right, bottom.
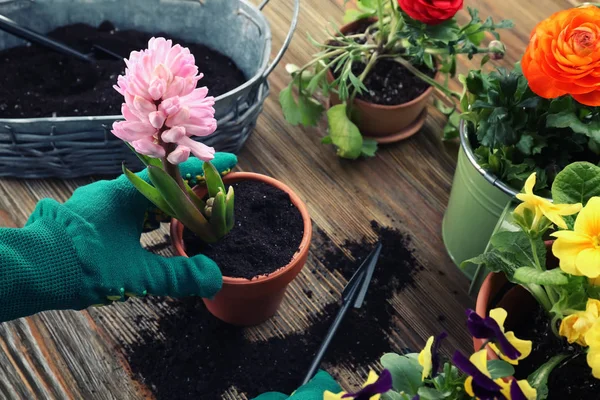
522, 6, 600, 106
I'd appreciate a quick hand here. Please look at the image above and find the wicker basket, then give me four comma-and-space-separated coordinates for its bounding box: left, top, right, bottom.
0, 0, 299, 178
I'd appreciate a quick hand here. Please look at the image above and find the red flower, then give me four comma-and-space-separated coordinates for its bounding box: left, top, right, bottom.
398, 0, 463, 25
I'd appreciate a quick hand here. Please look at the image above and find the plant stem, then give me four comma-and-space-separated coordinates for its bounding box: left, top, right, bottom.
376, 0, 386, 48
528, 284, 554, 315
387, 55, 461, 100
529, 235, 559, 305
157, 130, 186, 192
348, 50, 379, 103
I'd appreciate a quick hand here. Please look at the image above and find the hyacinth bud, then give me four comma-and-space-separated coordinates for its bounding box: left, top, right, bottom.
488, 40, 506, 60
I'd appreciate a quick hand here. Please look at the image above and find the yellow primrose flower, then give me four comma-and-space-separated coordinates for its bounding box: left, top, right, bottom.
559, 299, 600, 346
488, 308, 532, 365
585, 321, 600, 379
585, 319, 600, 348
515, 173, 581, 230
552, 197, 600, 278
418, 336, 434, 381
587, 348, 600, 379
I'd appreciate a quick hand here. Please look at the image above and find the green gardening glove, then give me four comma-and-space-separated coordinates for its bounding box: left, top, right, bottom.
252, 371, 341, 400
0, 153, 237, 323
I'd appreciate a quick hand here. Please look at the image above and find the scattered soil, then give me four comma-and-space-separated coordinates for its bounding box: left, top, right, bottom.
331, 19, 435, 106
513, 306, 600, 399
182, 181, 304, 279
0, 21, 246, 118
122, 221, 420, 399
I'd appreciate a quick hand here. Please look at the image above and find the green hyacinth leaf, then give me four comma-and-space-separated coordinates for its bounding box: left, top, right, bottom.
122, 164, 176, 218
147, 165, 217, 243
226, 185, 235, 232
210, 191, 227, 239
203, 161, 226, 199
183, 180, 206, 212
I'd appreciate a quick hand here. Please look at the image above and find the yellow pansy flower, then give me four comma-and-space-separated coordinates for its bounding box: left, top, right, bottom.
559, 299, 600, 346
498, 379, 538, 400
418, 336, 434, 381
552, 197, 600, 278
585, 321, 600, 379
587, 348, 600, 379
323, 370, 390, 400
515, 173, 582, 230
488, 308, 532, 365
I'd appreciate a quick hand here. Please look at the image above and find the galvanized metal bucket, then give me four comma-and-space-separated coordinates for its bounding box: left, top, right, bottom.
0, 0, 299, 178
442, 121, 519, 277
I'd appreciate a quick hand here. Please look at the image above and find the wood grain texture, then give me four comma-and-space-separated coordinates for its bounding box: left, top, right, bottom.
0, 0, 580, 398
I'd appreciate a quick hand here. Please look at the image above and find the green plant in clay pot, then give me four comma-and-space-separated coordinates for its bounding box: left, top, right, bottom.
280, 0, 511, 159
443, 4, 600, 270
112, 37, 312, 326
466, 161, 600, 398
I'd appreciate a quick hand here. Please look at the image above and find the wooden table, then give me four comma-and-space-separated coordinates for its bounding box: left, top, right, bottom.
0, 0, 583, 398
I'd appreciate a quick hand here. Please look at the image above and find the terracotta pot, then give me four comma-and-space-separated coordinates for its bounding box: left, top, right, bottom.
326, 18, 434, 141
474, 241, 555, 359
170, 172, 312, 326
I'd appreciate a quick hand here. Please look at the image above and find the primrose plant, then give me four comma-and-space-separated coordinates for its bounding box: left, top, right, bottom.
466, 161, 600, 380
280, 0, 511, 158
111, 37, 233, 243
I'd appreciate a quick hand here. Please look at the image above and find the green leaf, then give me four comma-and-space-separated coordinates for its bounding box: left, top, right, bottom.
280, 84, 302, 126
416, 387, 445, 400
552, 162, 600, 206
184, 181, 206, 211
203, 161, 226, 199
225, 186, 235, 231
147, 166, 217, 243
487, 360, 515, 380
327, 104, 363, 159
210, 191, 228, 238
299, 97, 325, 126
513, 267, 569, 286
361, 139, 378, 157
381, 353, 423, 396
491, 231, 546, 269
382, 391, 412, 400
547, 111, 600, 142
321, 135, 333, 144
464, 23, 485, 45
122, 164, 176, 218
528, 354, 568, 400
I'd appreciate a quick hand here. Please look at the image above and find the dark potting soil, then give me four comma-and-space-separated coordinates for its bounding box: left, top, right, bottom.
122, 221, 419, 399
513, 307, 600, 399
182, 180, 304, 279
0, 21, 246, 118
331, 19, 435, 106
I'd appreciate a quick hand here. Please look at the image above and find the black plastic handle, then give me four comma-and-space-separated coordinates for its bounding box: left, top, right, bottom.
0, 14, 94, 63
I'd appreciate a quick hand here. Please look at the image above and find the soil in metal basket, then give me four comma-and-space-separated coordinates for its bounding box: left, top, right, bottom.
121, 221, 420, 399
182, 180, 305, 279
513, 306, 600, 399
0, 21, 246, 118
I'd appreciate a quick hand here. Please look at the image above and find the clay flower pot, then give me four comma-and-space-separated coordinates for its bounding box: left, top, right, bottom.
326, 18, 434, 143
170, 172, 312, 326
474, 241, 555, 358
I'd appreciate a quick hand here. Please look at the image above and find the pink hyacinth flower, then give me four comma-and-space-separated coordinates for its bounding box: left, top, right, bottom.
111, 37, 217, 164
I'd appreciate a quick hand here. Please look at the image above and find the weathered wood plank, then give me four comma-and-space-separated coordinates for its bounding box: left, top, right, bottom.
0, 0, 579, 398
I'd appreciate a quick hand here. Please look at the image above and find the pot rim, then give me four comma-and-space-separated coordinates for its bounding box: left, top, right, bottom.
328, 17, 436, 111
171, 171, 312, 286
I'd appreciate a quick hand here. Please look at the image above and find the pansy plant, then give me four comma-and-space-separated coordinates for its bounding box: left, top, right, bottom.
465, 161, 600, 382
376, 309, 535, 400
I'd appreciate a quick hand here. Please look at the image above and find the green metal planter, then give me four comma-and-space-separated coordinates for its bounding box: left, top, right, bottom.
442, 122, 518, 278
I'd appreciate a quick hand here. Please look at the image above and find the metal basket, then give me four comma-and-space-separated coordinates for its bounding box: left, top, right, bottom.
0, 0, 299, 178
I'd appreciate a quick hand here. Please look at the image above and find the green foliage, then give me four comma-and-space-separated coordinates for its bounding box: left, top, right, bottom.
552, 162, 600, 206
528, 354, 569, 400
281, 0, 512, 158
487, 359, 515, 380
381, 353, 471, 400
462, 67, 600, 192
123, 161, 234, 244
325, 104, 365, 159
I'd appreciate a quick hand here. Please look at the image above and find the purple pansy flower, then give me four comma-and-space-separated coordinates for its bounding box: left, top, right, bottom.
510, 380, 528, 400
465, 309, 521, 361
431, 332, 448, 378
342, 369, 393, 400
452, 351, 506, 400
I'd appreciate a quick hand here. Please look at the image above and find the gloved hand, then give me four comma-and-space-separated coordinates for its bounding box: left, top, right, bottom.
252, 371, 341, 400
0, 153, 237, 322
